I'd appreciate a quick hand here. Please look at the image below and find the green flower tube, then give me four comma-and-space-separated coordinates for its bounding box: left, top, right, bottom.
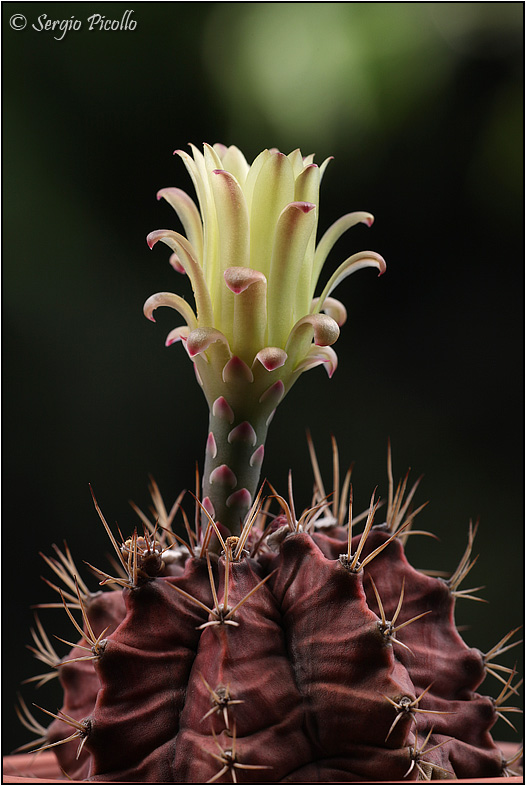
144, 143, 386, 537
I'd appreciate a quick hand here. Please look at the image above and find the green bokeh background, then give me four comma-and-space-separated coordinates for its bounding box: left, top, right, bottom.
3, 2, 523, 754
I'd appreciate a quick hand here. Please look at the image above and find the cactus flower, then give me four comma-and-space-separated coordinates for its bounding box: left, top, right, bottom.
144, 144, 386, 534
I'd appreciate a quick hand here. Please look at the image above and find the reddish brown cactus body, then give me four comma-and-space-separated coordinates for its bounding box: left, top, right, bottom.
27, 490, 518, 783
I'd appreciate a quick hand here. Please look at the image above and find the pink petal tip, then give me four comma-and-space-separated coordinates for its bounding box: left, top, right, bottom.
226, 488, 252, 510
212, 396, 235, 424
209, 464, 237, 488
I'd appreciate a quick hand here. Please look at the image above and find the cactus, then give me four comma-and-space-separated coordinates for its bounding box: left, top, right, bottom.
16, 144, 521, 783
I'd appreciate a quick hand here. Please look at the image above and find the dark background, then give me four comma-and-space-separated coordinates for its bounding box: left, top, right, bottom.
3, 2, 523, 754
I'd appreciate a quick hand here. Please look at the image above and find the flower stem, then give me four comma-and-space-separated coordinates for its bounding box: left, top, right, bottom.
201, 405, 268, 538
195, 352, 289, 540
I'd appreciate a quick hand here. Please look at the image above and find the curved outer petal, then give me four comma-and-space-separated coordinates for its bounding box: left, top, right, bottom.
156, 188, 204, 263
285, 313, 340, 377
267, 201, 317, 348
294, 344, 338, 378
186, 327, 231, 359
143, 292, 198, 330
312, 211, 374, 290
169, 252, 186, 275
315, 250, 387, 314
147, 230, 214, 327
254, 347, 288, 371
287, 313, 340, 348
310, 296, 347, 326
249, 151, 295, 279
165, 325, 190, 347
223, 267, 266, 294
